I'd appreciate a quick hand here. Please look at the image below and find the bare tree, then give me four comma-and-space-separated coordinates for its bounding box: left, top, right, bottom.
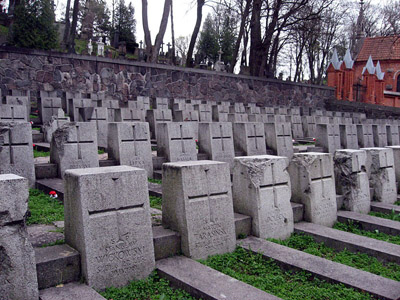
186, 0, 205, 67
62, 0, 71, 49
170, 0, 176, 64
67, 0, 80, 53
380, 0, 400, 36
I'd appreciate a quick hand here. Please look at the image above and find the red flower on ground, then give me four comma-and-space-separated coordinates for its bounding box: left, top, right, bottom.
49, 191, 57, 196
32, 144, 36, 147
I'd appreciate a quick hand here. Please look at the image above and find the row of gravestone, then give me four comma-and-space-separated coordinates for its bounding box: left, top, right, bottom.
1, 144, 397, 299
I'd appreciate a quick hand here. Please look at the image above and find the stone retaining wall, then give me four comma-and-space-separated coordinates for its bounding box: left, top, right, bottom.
0, 46, 335, 107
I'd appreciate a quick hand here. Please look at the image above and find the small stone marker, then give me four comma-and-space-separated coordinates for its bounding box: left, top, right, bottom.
334, 150, 371, 213
386, 124, 400, 146
64, 166, 155, 290
0, 122, 36, 187
227, 113, 248, 123
39, 97, 62, 124
264, 122, 294, 159
50, 122, 99, 178
361, 147, 397, 204
357, 124, 374, 148
387, 145, 400, 190
0, 174, 39, 300
116, 108, 146, 122
146, 109, 173, 139
316, 123, 340, 153
0, 104, 27, 122
85, 107, 108, 149
289, 152, 337, 227
339, 124, 359, 149
233, 122, 267, 156
43, 109, 70, 143
198, 122, 235, 171
162, 160, 236, 259
156, 122, 197, 162
302, 116, 316, 137
373, 124, 388, 147
108, 122, 153, 177
232, 155, 294, 239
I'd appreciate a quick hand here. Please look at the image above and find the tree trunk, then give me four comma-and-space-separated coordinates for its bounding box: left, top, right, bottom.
151, 0, 172, 62
170, 0, 176, 65
186, 0, 205, 67
142, 0, 152, 61
249, 0, 262, 76
229, 0, 251, 73
62, 0, 71, 49
67, 0, 80, 53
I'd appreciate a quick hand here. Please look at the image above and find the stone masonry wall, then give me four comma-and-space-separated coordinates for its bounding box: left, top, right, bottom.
0, 46, 335, 107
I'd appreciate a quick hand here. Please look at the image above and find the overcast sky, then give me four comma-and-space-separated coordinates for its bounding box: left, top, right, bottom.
54, 0, 214, 45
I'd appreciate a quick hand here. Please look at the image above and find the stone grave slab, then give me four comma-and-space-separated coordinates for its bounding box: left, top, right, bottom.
315, 123, 340, 153
68, 98, 93, 121
386, 145, 400, 190
115, 108, 145, 122
5, 95, 30, 120
43, 109, 70, 143
228, 113, 248, 123
84, 107, 108, 149
232, 155, 293, 239
302, 116, 316, 137
288, 152, 337, 227
357, 124, 374, 148
264, 122, 294, 159
0, 104, 27, 122
386, 124, 400, 146
64, 166, 155, 290
339, 124, 358, 149
146, 109, 172, 139
373, 124, 388, 147
40, 97, 62, 124
233, 122, 266, 156
194, 104, 212, 122
162, 160, 236, 259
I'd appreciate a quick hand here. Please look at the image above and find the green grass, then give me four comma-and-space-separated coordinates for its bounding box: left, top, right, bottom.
32, 127, 40, 131
150, 196, 162, 210
395, 200, 400, 205
369, 210, 400, 222
74, 39, 88, 54
30, 114, 38, 119
269, 233, 400, 281
101, 271, 197, 300
148, 178, 162, 184
98, 149, 105, 155
33, 149, 50, 158
40, 239, 65, 248
200, 247, 373, 300
0, 25, 9, 37
333, 220, 400, 245
27, 189, 64, 225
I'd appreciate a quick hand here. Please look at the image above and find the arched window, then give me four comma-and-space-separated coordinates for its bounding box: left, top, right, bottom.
397, 74, 400, 92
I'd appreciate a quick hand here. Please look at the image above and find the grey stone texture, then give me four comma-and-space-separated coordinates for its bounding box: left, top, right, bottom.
302, 116, 316, 137
264, 122, 294, 159
39, 97, 62, 124
316, 123, 340, 153
0, 122, 36, 187
361, 147, 397, 204
0, 174, 38, 300
232, 156, 294, 240
386, 124, 400, 146
5, 95, 30, 120
108, 122, 153, 177
198, 122, 235, 171
288, 152, 337, 227
146, 109, 173, 139
233, 122, 267, 156
357, 124, 374, 148
373, 124, 388, 147
387, 145, 400, 190
0, 104, 27, 122
339, 124, 358, 149
228, 113, 248, 123
162, 160, 236, 259
115, 107, 145, 122
50, 122, 99, 178
156, 122, 197, 162
64, 166, 155, 291
334, 150, 370, 213
83, 107, 108, 149
43, 109, 70, 143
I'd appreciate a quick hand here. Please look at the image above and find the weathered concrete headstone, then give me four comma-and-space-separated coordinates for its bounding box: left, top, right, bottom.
361, 147, 397, 204
339, 124, 358, 149
152, 97, 169, 110
387, 146, 400, 190
0, 104, 27, 122
316, 123, 341, 153
287, 115, 304, 139
386, 124, 400, 146
162, 160, 236, 259
50, 122, 99, 178
198, 122, 235, 171
43, 109, 70, 143
264, 122, 294, 159
156, 122, 197, 162
334, 150, 370, 213
0, 174, 39, 300
64, 166, 155, 290
229, 103, 245, 114
194, 104, 212, 122
233, 122, 267, 156
232, 155, 294, 239
0, 122, 35, 187
146, 109, 172, 139
39, 97, 62, 124
302, 116, 316, 137
5, 95, 30, 120
84, 107, 108, 149
137, 96, 151, 110
289, 152, 337, 227
357, 124, 374, 148
212, 105, 229, 122
68, 98, 93, 121
115, 108, 145, 122
373, 124, 388, 147
228, 113, 248, 123
108, 122, 153, 177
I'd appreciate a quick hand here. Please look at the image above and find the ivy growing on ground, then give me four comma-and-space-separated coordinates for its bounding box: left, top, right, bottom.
27, 189, 64, 225
269, 233, 400, 281
200, 247, 373, 300
369, 210, 400, 222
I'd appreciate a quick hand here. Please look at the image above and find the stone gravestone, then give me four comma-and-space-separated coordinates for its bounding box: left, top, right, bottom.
0, 122, 36, 187
339, 124, 358, 149
386, 124, 400, 146
387, 146, 400, 191
43, 109, 70, 143
108, 122, 153, 178
146, 109, 173, 139
227, 113, 248, 123
302, 116, 316, 138
152, 97, 169, 110
162, 160, 236, 259
64, 166, 155, 290
334, 150, 370, 213
198, 122, 235, 171
315, 123, 340, 153
287, 115, 304, 139
0, 174, 39, 300
212, 105, 229, 122
194, 104, 212, 122
232, 155, 294, 240
5, 95, 30, 120
84, 107, 109, 149
173, 110, 199, 139
233, 122, 267, 156
39, 97, 62, 124
68, 98, 93, 122
50, 122, 99, 178
264, 122, 294, 159
156, 122, 197, 162
0, 104, 27, 122
357, 124, 374, 148
115, 108, 146, 123
289, 152, 337, 227
373, 124, 388, 147
361, 147, 397, 204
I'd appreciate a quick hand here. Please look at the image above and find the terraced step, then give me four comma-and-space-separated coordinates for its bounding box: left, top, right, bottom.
239, 236, 400, 300
371, 202, 400, 214
39, 282, 106, 300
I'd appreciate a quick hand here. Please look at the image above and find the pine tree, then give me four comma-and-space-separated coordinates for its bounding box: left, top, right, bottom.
111, 0, 136, 52
197, 14, 219, 63
10, 0, 58, 50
